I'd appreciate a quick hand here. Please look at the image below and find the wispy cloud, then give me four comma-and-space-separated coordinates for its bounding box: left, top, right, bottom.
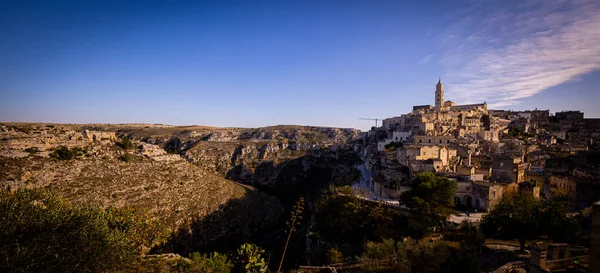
440, 0, 600, 108
418, 54, 434, 64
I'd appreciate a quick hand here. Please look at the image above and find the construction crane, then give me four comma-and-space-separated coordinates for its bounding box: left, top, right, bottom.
358, 118, 383, 128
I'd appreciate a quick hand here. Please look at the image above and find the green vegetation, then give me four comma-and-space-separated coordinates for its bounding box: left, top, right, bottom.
480, 192, 580, 252
401, 172, 457, 218
480, 192, 541, 252
357, 226, 484, 273
116, 136, 133, 149
0, 189, 172, 273
327, 248, 344, 264
49, 146, 86, 160
235, 243, 268, 273
49, 146, 74, 160
24, 147, 39, 153
188, 252, 234, 273
312, 194, 408, 261
0, 189, 133, 272
119, 152, 133, 162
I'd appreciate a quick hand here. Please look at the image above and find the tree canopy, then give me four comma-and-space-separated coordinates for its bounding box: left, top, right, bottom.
480, 192, 580, 252
401, 172, 457, 218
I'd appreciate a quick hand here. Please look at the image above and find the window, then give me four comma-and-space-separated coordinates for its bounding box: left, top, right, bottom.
428, 139, 431, 143
439, 140, 442, 144
419, 140, 422, 143
447, 140, 450, 143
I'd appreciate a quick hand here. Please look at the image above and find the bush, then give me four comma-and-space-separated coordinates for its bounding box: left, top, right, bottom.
116, 136, 133, 149
49, 146, 74, 160
328, 248, 344, 264
119, 153, 132, 162
24, 147, 39, 153
236, 243, 267, 273
188, 252, 233, 273
0, 189, 135, 272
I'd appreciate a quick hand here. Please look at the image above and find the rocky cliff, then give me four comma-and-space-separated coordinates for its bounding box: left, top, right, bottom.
118, 125, 363, 203
0, 123, 363, 256
0, 123, 283, 253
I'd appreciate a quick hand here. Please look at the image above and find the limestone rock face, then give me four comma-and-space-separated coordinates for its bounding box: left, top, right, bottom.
0, 123, 284, 247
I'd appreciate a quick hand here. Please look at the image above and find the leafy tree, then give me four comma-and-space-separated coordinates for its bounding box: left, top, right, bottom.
401, 172, 457, 218
312, 194, 406, 257
236, 243, 267, 273
540, 201, 580, 244
0, 189, 135, 272
480, 192, 541, 252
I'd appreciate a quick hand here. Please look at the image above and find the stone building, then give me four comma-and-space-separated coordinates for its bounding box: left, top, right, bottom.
454, 180, 474, 208
409, 159, 443, 174
396, 144, 457, 168
491, 155, 526, 184
546, 176, 576, 200
471, 181, 504, 211
413, 135, 456, 145
529, 242, 588, 272
435, 78, 444, 111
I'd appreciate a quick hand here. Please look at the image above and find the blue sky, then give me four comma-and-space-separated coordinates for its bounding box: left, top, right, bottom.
1, 0, 599, 131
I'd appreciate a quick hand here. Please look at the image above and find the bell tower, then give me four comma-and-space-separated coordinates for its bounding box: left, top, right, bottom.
435, 78, 444, 111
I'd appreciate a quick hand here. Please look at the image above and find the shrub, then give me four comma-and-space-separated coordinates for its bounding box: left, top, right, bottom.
104, 207, 170, 254
116, 136, 133, 149
49, 146, 74, 160
236, 243, 267, 273
0, 189, 135, 272
24, 147, 39, 153
119, 153, 132, 162
327, 248, 344, 264
188, 252, 233, 273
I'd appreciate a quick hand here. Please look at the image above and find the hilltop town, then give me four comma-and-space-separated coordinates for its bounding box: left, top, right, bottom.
1, 82, 600, 272
361, 79, 600, 213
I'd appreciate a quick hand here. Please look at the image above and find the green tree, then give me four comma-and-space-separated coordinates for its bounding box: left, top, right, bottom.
480, 192, 541, 252
401, 172, 457, 218
0, 189, 135, 272
540, 201, 580, 244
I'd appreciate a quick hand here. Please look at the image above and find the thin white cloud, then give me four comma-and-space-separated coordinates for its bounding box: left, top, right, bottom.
418, 54, 434, 64
440, 0, 600, 108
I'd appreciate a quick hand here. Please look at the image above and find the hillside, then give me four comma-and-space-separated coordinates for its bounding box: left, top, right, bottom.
0, 123, 363, 255
0, 123, 284, 253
